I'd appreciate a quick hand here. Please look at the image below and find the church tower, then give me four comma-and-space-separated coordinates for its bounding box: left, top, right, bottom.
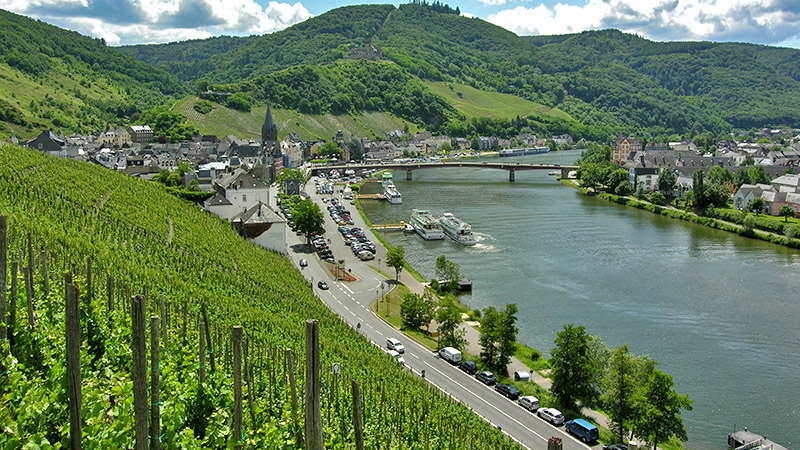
262, 105, 278, 144
261, 104, 283, 181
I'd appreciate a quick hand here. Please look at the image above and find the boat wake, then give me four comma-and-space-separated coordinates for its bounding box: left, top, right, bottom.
469, 232, 500, 253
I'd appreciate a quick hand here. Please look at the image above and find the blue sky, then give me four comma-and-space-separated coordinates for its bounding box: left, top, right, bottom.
2, 0, 800, 48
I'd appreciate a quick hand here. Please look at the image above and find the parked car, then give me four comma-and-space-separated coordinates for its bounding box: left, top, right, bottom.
458, 360, 477, 375
537, 407, 564, 425
299, 259, 308, 267
438, 347, 462, 364
475, 371, 496, 386
517, 395, 540, 412
386, 338, 405, 354
317, 281, 329, 290
565, 419, 599, 444
603, 444, 627, 450
494, 383, 521, 400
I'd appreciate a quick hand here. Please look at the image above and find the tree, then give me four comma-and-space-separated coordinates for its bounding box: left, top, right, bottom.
470, 135, 480, 151
386, 245, 405, 281
742, 215, 755, 234
607, 169, 630, 196
632, 369, 692, 450
400, 291, 436, 330
478, 306, 500, 371
347, 137, 364, 161
749, 197, 765, 216
275, 168, 304, 187
706, 166, 732, 186
435, 255, 460, 292
747, 166, 770, 185
291, 199, 324, 245
440, 141, 452, 153
601, 345, 637, 443
550, 324, 599, 410
436, 297, 466, 350
579, 162, 607, 192
478, 304, 518, 376
778, 204, 796, 222
692, 169, 706, 210
658, 168, 677, 198
318, 141, 340, 158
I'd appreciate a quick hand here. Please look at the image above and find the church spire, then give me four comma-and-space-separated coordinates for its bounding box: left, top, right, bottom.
262, 104, 277, 143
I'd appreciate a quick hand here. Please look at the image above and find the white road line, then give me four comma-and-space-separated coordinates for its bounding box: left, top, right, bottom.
342, 285, 354, 294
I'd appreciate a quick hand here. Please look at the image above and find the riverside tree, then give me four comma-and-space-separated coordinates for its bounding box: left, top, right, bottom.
632, 368, 693, 450
601, 344, 638, 443
779, 204, 796, 222
386, 245, 405, 281
550, 324, 599, 410
435, 255, 460, 292
658, 168, 677, 198
749, 197, 765, 216
436, 297, 466, 350
478, 304, 518, 376
400, 291, 436, 331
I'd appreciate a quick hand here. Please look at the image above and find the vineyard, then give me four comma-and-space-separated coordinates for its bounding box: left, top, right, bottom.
0, 144, 520, 449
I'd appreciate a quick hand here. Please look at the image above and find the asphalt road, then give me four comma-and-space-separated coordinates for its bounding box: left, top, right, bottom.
281, 176, 599, 450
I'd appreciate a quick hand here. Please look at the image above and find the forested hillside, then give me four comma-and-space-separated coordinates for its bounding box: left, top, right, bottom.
0, 144, 517, 448
0, 9, 187, 139
117, 3, 800, 139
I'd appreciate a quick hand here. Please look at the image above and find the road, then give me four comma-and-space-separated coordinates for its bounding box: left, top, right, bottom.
282, 176, 599, 450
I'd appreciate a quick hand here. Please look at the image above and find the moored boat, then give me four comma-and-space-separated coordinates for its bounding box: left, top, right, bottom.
438, 212, 477, 246
498, 147, 550, 157
384, 185, 402, 204
411, 209, 444, 240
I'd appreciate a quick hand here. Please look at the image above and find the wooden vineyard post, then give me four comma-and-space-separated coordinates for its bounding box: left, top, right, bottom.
150, 316, 161, 450
199, 322, 207, 383
23, 265, 35, 331
232, 326, 243, 450
0, 215, 7, 341
201, 302, 216, 372
107, 275, 114, 312
26, 232, 33, 278
304, 320, 323, 450
41, 249, 49, 298
86, 257, 92, 306
352, 379, 364, 450
65, 280, 81, 450
159, 294, 168, 354
285, 348, 299, 430
131, 295, 148, 450
9, 261, 17, 347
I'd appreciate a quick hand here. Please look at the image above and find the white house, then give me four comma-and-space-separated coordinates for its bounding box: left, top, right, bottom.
208, 168, 270, 220
231, 202, 286, 254
733, 184, 774, 211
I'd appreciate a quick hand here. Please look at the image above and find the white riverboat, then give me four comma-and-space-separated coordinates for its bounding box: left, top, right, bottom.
384, 185, 403, 204
438, 212, 477, 246
411, 209, 444, 240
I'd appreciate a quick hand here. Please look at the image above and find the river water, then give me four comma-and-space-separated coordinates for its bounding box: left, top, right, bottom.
359, 149, 800, 450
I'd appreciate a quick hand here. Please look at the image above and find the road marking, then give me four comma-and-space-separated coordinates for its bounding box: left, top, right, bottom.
342, 285, 354, 294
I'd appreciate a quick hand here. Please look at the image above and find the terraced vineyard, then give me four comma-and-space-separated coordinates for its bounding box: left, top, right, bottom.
0, 144, 519, 449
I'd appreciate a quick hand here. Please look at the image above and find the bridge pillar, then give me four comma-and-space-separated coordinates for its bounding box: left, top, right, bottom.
406, 168, 413, 181
509, 168, 515, 182
561, 168, 570, 179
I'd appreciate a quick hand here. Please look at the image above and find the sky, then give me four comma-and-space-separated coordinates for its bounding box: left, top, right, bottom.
2, 0, 800, 49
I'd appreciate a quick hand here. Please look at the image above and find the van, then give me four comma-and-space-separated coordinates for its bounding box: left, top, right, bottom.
358, 251, 374, 261
438, 347, 462, 364
565, 418, 599, 443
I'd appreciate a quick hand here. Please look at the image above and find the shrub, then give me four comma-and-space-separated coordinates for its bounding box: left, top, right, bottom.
785, 224, 798, 240
530, 349, 542, 361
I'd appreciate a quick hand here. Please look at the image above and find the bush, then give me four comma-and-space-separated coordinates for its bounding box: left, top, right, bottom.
785, 224, 797, 239
193, 99, 213, 114
530, 349, 541, 361
742, 215, 755, 236
648, 192, 667, 206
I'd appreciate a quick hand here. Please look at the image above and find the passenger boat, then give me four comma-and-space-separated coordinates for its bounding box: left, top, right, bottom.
438, 212, 477, 246
498, 147, 550, 157
384, 185, 402, 204
411, 209, 444, 240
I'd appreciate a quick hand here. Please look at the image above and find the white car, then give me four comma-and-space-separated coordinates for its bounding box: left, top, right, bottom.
518, 395, 540, 412
387, 349, 405, 365
386, 337, 405, 354
538, 407, 564, 425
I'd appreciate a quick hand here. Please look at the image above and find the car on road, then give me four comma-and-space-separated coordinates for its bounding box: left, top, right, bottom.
494, 383, 521, 400
317, 281, 329, 290
458, 360, 477, 375
299, 259, 308, 267
602, 444, 627, 450
537, 407, 564, 425
475, 371, 496, 386
517, 395, 540, 412
386, 338, 405, 354
387, 349, 405, 365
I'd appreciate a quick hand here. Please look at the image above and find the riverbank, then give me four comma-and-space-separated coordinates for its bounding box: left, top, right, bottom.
561, 178, 800, 250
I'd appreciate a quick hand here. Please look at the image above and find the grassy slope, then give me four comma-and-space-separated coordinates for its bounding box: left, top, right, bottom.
0, 145, 513, 448
424, 81, 573, 121
174, 96, 420, 140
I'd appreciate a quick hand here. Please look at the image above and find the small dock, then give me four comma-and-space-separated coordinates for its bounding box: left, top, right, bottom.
357, 194, 383, 200
371, 223, 405, 231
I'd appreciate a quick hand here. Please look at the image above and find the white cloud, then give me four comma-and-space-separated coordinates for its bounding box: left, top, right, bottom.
0, 0, 312, 45
487, 0, 800, 46
476, 0, 507, 6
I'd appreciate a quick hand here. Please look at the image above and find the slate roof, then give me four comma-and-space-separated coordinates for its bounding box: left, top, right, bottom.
231, 202, 284, 225
216, 168, 267, 190
204, 193, 232, 207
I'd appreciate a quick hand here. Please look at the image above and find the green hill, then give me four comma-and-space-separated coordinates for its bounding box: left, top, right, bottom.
0, 144, 515, 448
0, 9, 187, 140
117, 3, 800, 138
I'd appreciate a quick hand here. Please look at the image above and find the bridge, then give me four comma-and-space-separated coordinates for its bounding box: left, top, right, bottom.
311, 161, 578, 182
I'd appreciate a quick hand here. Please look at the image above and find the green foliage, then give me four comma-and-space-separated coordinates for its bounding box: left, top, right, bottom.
318, 141, 341, 157
785, 224, 798, 239
224, 92, 251, 112
386, 245, 405, 281
138, 104, 198, 143
550, 324, 599, 410
347, 137, 364, 161
601, 345, 638, 443
749, 197, 765, 215
0, 144, 520, 449
658, 168, 677, 197
631, 369, 693, 450
436, 297, 466, 350
478, 304, 518, 377
193, 99, 213, 114
434, 254, 460, 292
778, 205, 796, 222
400, 291, 436, 330
290, 198, 325, 244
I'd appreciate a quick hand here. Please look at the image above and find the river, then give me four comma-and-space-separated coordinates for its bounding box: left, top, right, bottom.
358, 149, 800, 450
